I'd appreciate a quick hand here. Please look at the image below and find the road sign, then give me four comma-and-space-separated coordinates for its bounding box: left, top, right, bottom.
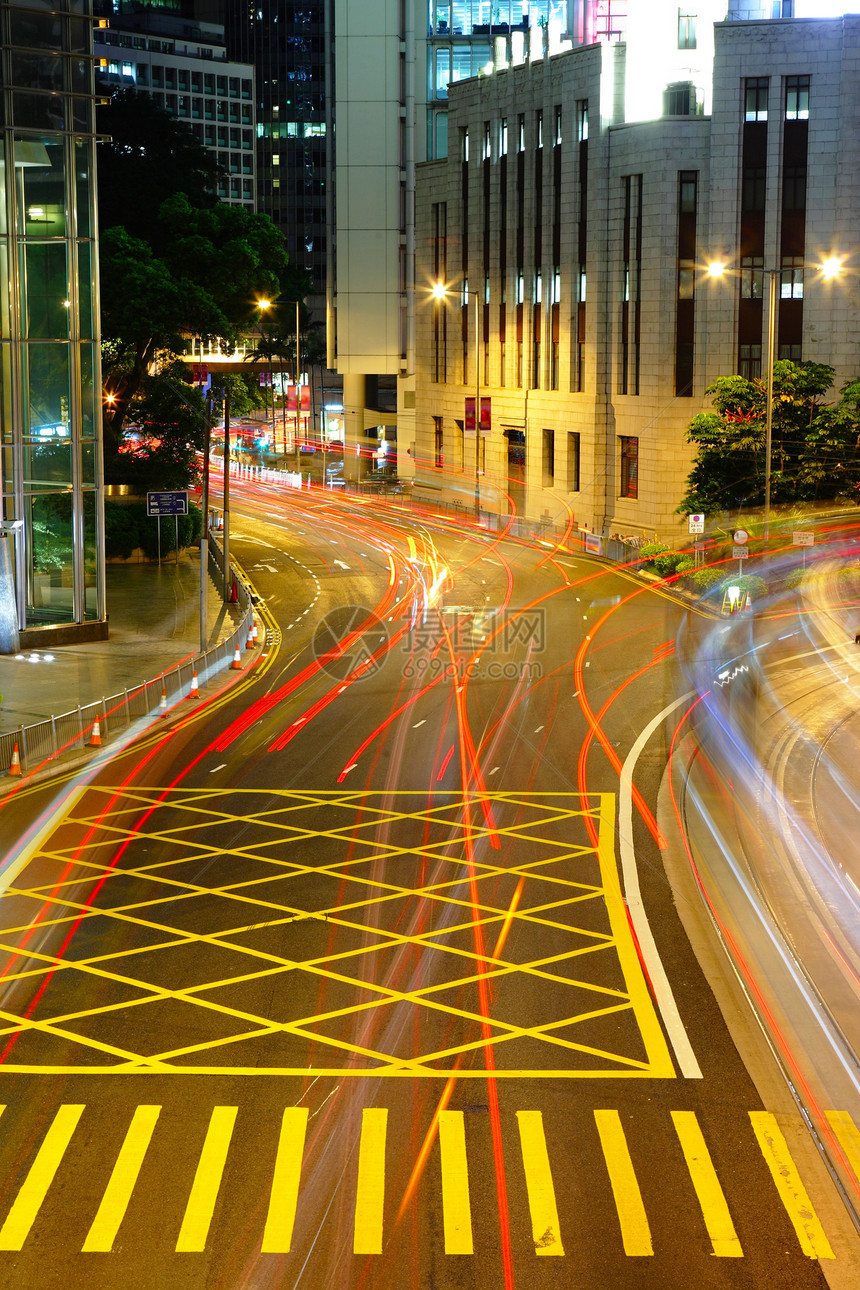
733, 529, 749, 546
732, 546, 749, 560
147, 491, 188, 517
792, 531, 814, 547
688, 513, 705, 534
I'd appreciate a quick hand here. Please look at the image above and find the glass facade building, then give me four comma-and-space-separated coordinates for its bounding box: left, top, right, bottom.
0, 0, 105, 635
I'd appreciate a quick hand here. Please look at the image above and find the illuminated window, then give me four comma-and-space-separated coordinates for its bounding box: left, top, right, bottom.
576, 100, 588, 141
517, 112, 525, 151
500, 117, 508, 154
553, 105, 562, 145
740, 256, 763, 299
780, 256, 804, 299
620, 436, 638, 499
785, 75, 809, 121
483, 121, 491, 159
745, 77, 768, 122
536, 109, 543, 148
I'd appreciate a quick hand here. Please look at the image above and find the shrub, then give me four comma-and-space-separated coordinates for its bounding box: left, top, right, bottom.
653, 551, 693, 578
688, 567, 726, 594
104, 500, 202, 560
639, 543, 669, 566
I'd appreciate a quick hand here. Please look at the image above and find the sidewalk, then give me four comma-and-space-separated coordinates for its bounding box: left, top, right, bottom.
0, 555, 242, 737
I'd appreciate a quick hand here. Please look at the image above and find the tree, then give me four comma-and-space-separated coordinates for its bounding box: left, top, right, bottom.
677, 361, 860, 517
104, 363, 207, 494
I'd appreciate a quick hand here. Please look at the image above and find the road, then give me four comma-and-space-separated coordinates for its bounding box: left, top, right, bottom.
0, 480, 855, 1288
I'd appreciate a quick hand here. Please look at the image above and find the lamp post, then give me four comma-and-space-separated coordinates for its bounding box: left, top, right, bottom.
256, 298, 274, 450
295, 298, 301, 473
433, 281, 481, 519
707, 256, 843, 541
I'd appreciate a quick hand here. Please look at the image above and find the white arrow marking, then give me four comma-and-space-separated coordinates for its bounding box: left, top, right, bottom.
333, 560, 351, 570
412, 720, 426, 728
253, 563, 279, 574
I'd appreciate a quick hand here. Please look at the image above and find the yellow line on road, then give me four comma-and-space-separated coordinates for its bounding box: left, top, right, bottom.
175, 1106, 238, 1252
516, 1110, 564, 1255
594, 1109, 653, 1256
671, 1111, 742, 1257
354, 1108, 388, 1254
81, 1105, 161, 1251
826, 1110, 860, 1187
261, 1107, 309, 1253
438, 1110, 473, 1254
0, 1104, 83, 1251
749, 1111, 834, 1259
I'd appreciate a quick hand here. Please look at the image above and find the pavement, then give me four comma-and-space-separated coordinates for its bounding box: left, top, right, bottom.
0, 554, 242, 738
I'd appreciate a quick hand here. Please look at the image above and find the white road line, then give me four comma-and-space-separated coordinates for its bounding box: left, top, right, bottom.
210, 763, 227, 773
619, 691, 702, 1079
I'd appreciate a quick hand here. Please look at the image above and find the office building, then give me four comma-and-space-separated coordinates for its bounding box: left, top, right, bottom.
413, 8, 859, 537
0, 0, 106, 642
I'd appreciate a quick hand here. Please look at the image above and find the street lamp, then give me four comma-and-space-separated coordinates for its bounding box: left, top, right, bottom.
256, 297, 274, 450
432, 280, 481, 519
707, 256, 844, 541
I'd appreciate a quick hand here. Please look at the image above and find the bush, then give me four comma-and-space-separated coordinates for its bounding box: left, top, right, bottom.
104, 500, 202, 560
653, 551, 693, 578
688, 567, 726, 594
639, 543, 669, 566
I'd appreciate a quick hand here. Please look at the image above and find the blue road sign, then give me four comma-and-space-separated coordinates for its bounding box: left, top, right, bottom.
147, 491, 188, 517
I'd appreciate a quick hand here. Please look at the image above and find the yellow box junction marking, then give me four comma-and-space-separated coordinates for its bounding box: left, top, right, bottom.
354, 1108, 388, 1255
749, 1112, 835, 1260
438, 1110, 473, 1254
516, 1110, 564, 1255
0, 790, 675, 1077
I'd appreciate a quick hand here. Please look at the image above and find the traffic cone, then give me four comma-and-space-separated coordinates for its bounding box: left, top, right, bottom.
230, 645, 243, 670
188, 670, 200, 700
159, 686, 169, 717
230, 580, 238, 603
89, 719, 102, 747
246, 619, 255, 649
251, 618, 259, 644
8, 742, 21, 777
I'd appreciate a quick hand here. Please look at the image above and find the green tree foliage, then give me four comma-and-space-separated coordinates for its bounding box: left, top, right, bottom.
97, 90, 301, 488
104, 363, 207, 494
678, 361, 860, 516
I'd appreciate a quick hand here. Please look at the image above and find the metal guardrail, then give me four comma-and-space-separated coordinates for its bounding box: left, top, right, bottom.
0, 533, 254, 777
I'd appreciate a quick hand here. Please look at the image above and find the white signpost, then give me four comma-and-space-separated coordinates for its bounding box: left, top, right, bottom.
792, 530, 815, 568
732, 528, 749, 575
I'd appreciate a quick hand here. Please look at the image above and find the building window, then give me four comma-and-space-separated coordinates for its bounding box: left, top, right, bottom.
500, 117, 508, 154
482, 121, 491, 160
461, 128, 469, 162
536, 109, 543, 148
781, 256, 804, 299
680, 173, 697, 214
516, 270, 524, 304
620, 436, 639, 499
543, 429, 555, 485
785, 75, 809, 121
745, 77, 768, 122
779, 343, 802, 360
433, 415, 444, 467
553, 105, 562, 145
552, 266, 561, 303
740, 256, 764, 299
534, 270, 542, 303
739, 344, 762, 379
677, 260, 695, 300
782, 165, 806, 211
678, 12, 697, 49
567, 432, 581, 491
516, 341, 523, 386
576, 100, 588, 141
517, 113, 525, 151
742, 166, 766, 212
578, 268, 586, 302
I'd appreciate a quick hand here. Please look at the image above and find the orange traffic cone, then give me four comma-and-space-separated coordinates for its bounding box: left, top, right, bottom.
8, 742, 21, 777
251, 618, 259, 644
188, 670, 200, 700
246, 620, 255, 649
89, 719, 102, 747
230, 645, 243, 670
159, 687, 169, 717
230, 580, 238, 603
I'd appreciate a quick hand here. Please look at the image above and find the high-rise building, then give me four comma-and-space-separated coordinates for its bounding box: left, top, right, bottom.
0, 0, 106, 643
225, 1, 327, 297
94, 0, 257, 209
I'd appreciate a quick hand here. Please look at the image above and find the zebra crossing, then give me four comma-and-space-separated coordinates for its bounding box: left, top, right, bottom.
0, 1101, 853, 1260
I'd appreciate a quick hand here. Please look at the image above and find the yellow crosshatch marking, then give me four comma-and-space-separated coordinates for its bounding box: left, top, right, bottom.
0, 791, 675, 1077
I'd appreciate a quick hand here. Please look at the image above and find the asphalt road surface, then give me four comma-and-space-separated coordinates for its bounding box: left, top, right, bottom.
0, 480, 855, 1289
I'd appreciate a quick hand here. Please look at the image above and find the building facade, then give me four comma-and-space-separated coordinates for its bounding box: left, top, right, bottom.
94, 2, 256, 209
0, 0, 106, 642
412, 13, 859, 540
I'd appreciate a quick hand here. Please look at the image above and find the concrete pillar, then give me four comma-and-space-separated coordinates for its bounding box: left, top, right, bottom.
343, 372, 366, 482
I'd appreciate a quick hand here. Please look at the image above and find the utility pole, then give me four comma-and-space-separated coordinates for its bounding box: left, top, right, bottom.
199, 393, 212, 653
222, 386, 231, 602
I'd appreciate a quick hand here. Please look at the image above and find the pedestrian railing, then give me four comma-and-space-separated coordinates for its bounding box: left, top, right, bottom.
0, 533, 254, 777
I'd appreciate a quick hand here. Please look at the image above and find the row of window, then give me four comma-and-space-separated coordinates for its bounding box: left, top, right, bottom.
744, 75, 809, 122
464, 100, 587, 163
144, 92, 251, 125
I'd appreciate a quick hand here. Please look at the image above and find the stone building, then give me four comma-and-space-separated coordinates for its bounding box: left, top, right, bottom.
413, 11, 859, 539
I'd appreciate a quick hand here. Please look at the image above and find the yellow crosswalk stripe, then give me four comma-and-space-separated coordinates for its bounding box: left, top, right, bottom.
261, 1107, 309, 1253
749, 1111, 834, 1260
438, 1110, 473, 1255
354, 1108, 388, 1255
671, 1111, 742, 1257
594, 1109, 653, 1256
516, 1111, 564, 1255
82, 1105, 161, 1252
175, 1106, 238, 1252
0, 1104, 83, 1251
825, 1110, 860, 1186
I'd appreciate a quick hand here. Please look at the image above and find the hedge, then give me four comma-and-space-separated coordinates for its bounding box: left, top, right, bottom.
105, 500, 202, 561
